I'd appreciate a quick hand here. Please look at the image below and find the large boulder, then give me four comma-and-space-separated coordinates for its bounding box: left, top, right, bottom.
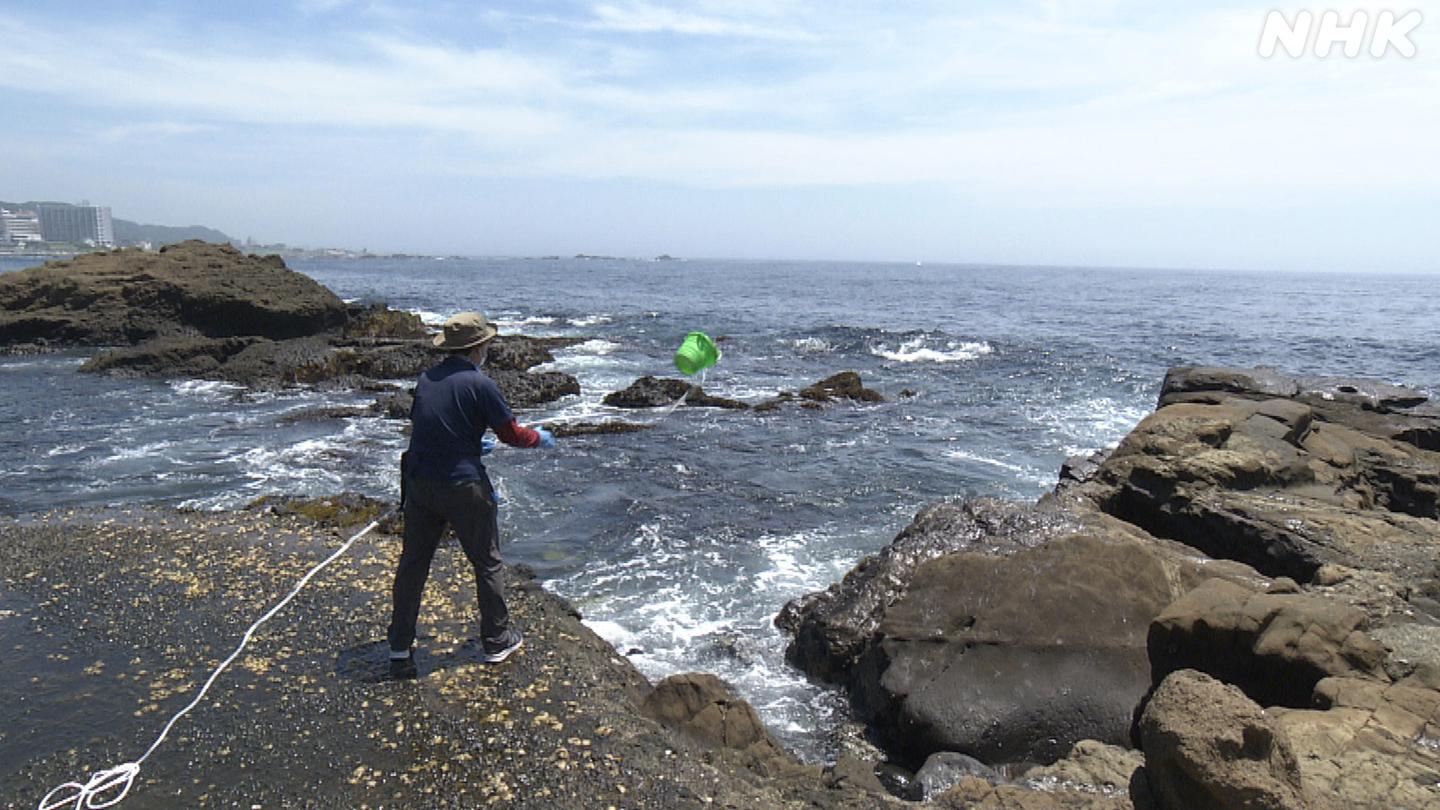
0, 241, 347, 345
784, 499, 1261, 766
640, 673, 798, 775
1149, 578, 1390, 707
1138, 669, 1306, 810
780, 499, 1083, 683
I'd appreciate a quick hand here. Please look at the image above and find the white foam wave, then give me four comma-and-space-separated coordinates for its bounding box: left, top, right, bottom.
872, 337, 993, 363
411, 309, 447, 326
169, 379, 243, 398
558, 339, 621, 356
568, 315, 613, 327
96, 440, 177, 464
46, 443, 87, 457
492, 315, 556, 331
791, 337, 835, 355
581, 619, 639, 651
941, 449, 1028, 474
1027, 396, 1149, 452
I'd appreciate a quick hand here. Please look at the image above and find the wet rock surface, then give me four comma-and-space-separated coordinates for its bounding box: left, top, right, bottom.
601, 372, 884, 413
603, 376, 750, 410
547, 420, 654, 438
0, 508, 897, 810
754, 371, 884, 412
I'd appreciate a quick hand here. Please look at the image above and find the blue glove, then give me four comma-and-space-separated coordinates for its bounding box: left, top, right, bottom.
535, 427, 556, 449
481, 437, 497, 456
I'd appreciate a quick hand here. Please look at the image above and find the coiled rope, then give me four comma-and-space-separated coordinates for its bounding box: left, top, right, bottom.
38, 512, 394, 810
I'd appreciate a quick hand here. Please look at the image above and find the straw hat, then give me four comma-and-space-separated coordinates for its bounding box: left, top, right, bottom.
433, 312, 499, 350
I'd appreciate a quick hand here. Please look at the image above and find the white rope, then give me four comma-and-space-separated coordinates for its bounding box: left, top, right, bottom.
37, 513, 393, 810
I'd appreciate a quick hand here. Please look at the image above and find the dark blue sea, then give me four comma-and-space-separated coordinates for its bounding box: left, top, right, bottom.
3, 255, 1437, 759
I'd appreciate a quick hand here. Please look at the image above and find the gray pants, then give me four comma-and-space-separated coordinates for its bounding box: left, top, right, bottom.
387, 475, 509, 653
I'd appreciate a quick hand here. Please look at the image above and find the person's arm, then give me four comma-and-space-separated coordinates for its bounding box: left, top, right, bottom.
494, 418, 542, 448
478, 377, 555, 449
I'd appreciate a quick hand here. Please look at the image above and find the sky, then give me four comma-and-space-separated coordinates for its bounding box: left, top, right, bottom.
1, 1, 1437, 271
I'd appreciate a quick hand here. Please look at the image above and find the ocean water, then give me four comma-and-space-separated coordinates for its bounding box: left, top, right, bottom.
3, 255, 1438, 760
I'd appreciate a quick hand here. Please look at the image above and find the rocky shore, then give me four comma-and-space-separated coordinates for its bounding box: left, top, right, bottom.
5, 247, 1438, 807
0, 241, 583, 408
7, 366, 1434, 808
782, 365, 1440, 808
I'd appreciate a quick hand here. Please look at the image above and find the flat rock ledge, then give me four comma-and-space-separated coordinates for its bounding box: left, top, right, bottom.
782, 365, 1440, 808
0, 507, 896, 809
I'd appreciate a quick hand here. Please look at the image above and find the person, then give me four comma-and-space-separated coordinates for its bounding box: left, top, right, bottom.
387, 312, 556, 680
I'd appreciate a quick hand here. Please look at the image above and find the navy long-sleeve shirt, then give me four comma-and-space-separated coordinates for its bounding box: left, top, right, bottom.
405, 355, 538, 481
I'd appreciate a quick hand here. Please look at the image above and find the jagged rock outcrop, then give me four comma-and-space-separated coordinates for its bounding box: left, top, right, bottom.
1148, 578, 1390, 707
0, 241, 347, 344
341, 303, 427, 339
755, 372, 884, 411
603, 376, 750, 409
800, 372, 885, 403
1077, 366, 1440, 590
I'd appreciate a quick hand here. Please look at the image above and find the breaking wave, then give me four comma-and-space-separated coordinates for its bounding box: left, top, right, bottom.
872, 337, 993, 363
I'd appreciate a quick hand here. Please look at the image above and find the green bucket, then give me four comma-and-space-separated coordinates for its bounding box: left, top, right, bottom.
674, 331, 720, 375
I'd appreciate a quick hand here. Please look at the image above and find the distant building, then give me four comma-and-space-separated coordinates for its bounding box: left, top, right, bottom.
0, 208, 44, 245
38, 203, 114, 246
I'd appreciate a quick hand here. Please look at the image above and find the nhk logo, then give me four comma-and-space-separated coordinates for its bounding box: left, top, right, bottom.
1259, 9, 1423, 58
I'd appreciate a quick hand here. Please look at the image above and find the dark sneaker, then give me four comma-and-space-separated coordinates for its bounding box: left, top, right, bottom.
389, 650, 418, 680
481, 629, 523, 663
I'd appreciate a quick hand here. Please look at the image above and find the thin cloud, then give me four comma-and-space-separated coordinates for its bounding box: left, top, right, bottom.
95, 121, 220, 143
588, 1, 818, 41
0, 4, 1436, 201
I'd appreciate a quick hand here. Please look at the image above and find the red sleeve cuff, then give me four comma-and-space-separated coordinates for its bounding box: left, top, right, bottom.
495, 418, 540, 448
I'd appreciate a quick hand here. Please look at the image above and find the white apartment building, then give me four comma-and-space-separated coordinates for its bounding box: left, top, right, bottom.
0, 208, 44, 244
